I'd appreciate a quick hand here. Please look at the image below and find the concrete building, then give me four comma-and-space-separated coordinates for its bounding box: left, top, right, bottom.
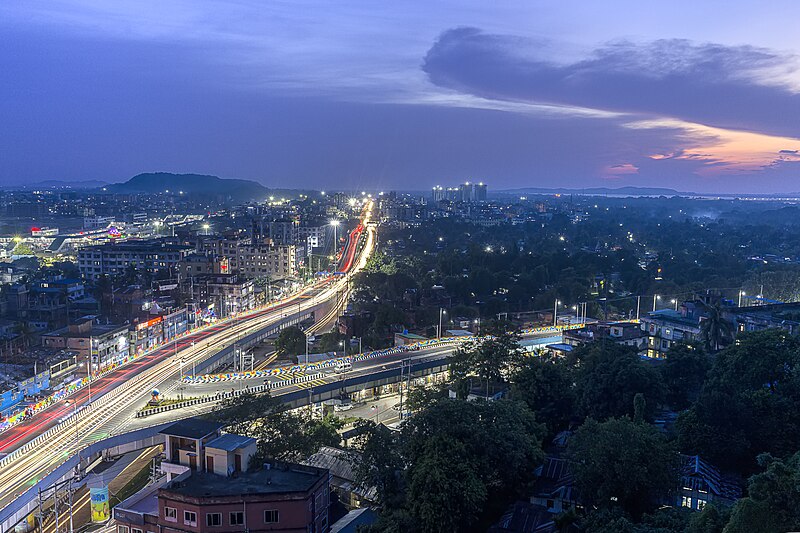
41, 317, 129, 372
187, 274, 255, 319
78, 241, 192, 280
114, 419, 331, 533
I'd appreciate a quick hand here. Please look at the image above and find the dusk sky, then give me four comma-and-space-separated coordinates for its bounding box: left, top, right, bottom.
3, 1, 800, 193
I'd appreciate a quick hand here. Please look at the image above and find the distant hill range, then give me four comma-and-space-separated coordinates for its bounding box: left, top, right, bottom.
108, 172, 270, 201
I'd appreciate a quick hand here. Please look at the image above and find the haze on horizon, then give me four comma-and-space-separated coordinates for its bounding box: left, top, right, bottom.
3, 1, 800, 194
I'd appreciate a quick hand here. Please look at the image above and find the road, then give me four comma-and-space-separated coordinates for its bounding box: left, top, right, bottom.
0, 203, 376, 517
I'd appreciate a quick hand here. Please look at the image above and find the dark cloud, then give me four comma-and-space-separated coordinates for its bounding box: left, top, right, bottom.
423, 28, 800, 138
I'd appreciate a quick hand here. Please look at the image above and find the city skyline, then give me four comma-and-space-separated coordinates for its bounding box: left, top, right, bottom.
4, 1, 800, 193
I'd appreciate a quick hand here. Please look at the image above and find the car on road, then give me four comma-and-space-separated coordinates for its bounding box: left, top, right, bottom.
334, 402, 354, 412
334, 361, 352, 373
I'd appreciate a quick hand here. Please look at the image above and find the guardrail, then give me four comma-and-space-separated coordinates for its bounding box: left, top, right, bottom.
185, 338, 465, 384
135, 372, 327, 417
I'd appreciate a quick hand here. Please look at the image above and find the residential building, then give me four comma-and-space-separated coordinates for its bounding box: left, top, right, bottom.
640, 302, 707, 358
678, 455, 742, 511
186, 274, 255, 319
199, 238, 297, 280
563, 321, 647, 352
77, 240, 192, 280
303, 446, 377, 509
114, 419, 331, 533
41, 317, 129, 372
179, 253, 230, 279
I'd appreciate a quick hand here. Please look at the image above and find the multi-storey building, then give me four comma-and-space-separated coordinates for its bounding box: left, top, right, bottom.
198, 238, 296, 280
41, 317, 129, 372
187, 274, 255, 319
640, 302, 706, 358
113, 420, 331, 533
78, 241, 192, 280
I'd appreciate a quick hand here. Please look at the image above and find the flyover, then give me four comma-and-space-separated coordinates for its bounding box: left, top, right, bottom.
0, 203, 376, 532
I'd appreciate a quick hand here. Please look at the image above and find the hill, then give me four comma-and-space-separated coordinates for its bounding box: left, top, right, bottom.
108, 172, 269, 201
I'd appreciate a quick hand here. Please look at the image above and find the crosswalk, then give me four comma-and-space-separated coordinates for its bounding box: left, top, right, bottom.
281, 371, 330, 389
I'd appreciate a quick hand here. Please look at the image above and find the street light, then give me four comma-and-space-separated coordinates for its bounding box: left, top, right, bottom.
438, 308, 447, 339
329, 220, 340, 259
202, 223, 210, 235
671, 298, 678, 311
653, 294, 661, 312
553, 300, 561, 327
738, 290, 746, 307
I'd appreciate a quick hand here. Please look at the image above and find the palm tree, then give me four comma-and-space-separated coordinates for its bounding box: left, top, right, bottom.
699, 300, 734, 352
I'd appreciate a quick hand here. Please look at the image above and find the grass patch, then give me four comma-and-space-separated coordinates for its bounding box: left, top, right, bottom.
110, 463, 152, 507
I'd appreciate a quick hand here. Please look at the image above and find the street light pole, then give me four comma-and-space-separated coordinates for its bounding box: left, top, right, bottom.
553, 300, 560, 327
438, 308, 446, 339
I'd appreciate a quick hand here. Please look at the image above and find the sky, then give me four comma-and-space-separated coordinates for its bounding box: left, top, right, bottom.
2, 1, 800, 193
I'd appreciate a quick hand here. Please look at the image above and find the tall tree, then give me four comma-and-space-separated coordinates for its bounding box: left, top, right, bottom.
449, 330, 524, 395
572, 343, 665, 421
568, 417, 678, 517
723, 451, 800, 533
699, 300, 733, 352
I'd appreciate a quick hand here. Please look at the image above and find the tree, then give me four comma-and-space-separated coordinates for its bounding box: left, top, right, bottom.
699, 300, 733, 352
406, 436, 487, 533
661, 343, 710, 409
275, 326, 306, 356
358, 399, 545, 532
449, 330, 524, 395
723, 452, 800, 533
511, 354, 576, 435
572, 343, 665, 421
209, 392, 341, 463
568, 417, 678, 517
677, 330, 800, 471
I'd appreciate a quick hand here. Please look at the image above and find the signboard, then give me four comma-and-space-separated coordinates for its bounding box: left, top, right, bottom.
90, 487, 110, 522
136, 316, 163, 331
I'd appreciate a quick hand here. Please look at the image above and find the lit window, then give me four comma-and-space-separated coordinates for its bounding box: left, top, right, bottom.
681, 496, 692, 508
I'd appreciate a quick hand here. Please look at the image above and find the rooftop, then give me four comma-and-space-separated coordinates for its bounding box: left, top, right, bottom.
162, 463, 327, 498
206, 433, 256, 452
159, 418, 224, 440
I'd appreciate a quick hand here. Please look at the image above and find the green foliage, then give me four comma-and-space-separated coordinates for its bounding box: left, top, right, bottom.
275, 326, 306, 355
567, 417, 678, 517
661, 343, 710, 409
209, 392, 341, 463
511, 354, 576, 435
572, 343, 665, 421
357, 399, 545, 532
448, 330, 524, 393
723, 452, 800, 533
677, 329, 800, 471
699, 300, 734, 352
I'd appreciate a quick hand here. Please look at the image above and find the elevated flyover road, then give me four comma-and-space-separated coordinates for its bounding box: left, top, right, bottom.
0, 203, 376, 522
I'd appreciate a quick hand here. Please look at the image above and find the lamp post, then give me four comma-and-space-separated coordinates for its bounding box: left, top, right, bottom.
653, 294, 660, 312
438, 308, 446, 339
738, 290, 745, 307
329, 220, 340, 259
553, 300, 561, 327
671, 298, 678, 311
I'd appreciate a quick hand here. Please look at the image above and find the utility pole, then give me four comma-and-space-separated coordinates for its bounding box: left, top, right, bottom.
636, 295, 641, 320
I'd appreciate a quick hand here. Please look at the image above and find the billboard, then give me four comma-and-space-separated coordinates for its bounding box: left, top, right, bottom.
90, 487, 110, 522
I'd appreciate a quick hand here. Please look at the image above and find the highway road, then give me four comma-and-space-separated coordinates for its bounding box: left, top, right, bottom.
0, 203, 376, 517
